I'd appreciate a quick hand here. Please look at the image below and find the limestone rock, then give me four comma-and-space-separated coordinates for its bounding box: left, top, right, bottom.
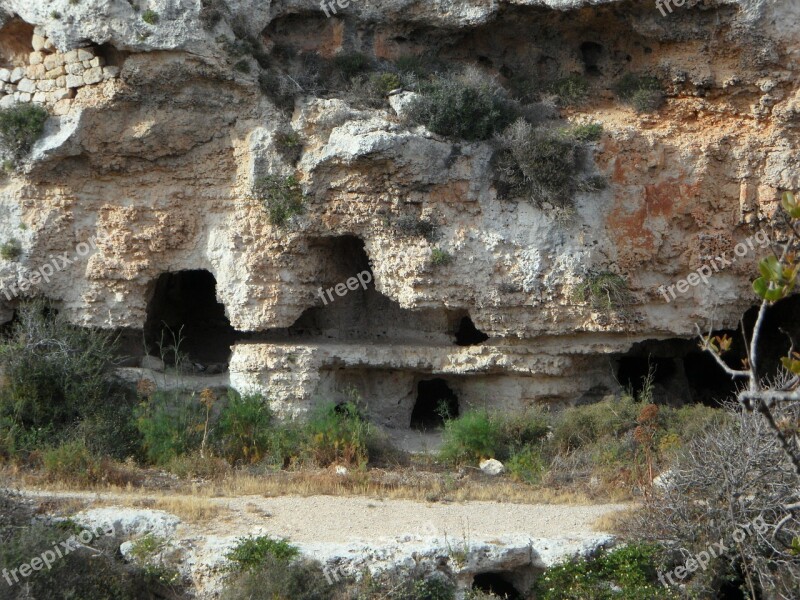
83, 66, 103, 85
31, 34, 46, 52
479, 458, 506, 476
141, 355, 166, 372
65, 74, 83, 88
16, 78, 36, 93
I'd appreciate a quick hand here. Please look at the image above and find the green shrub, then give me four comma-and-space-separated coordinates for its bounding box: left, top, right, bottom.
551, 395, 639, 453
303, 401, 372, 467
0, 237, 22, 260
439, 409, 502, 464
42, 439, 100, 484
254, 174, 305, 227
332, 52, 371, 79
430, 247, 452, 266
411, 577, 456, 600
345, 71, 404, 108
216, 390, 274, 464
531, 543, 676, 599
274, 131, 303, 163
223, 554, 337, 600
234, 59, 250, 73
391, 214, 439, 241
549, 74, 589, 105
226, 535, 300, 572
0, 103, 48, 161
495, 119, 582, 207
614, 74, 664, 112
407, 74, 515, 141
569, 122, 603, 142
142, 9, 159, 24
506, 445, 547, 484
135, 389, 204, 465
573, 271, 632, 310
0, 301, 118, 453
199, 0, 225, 30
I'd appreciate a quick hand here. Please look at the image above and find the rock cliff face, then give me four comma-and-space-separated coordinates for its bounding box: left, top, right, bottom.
0, 0, 798, 424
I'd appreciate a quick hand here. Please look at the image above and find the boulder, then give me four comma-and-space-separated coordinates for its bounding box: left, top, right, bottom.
141, 355, 165, 371
479, 458, 506, 475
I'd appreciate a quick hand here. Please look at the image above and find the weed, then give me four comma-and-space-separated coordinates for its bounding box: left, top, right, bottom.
254, 174, 305, 227
135, 389, 205, 464
216, 390, 273, 464
573, 271, 632, 310
142, 9, 159, 25
391, 214, 439, 242
199, 0, 225, 30
274, 131, 303, 163
569, 122, 603, 142
50, 10, 62, 18
495, 119, 582, 207
430, 247, 452, 266
0, 237, 22, 260
304, 401, 372, 467
614, 74, 664, 112
549, 74, 589, 105
0, 103, 48, 162
332, 52, 371, 79
407, 73, 515, 141
226, 535, 300, 572
439, 409, 502, 464
234, 59, 250, 73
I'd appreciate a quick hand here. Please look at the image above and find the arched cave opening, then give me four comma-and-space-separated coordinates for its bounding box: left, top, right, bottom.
454, 315, 489, 346
144, 270, 239, 367
616, 337, 739, 406
0, 18, 35, 68
472, 572, 523, 600
410, 378, 459, 430
580, 41, 604, 76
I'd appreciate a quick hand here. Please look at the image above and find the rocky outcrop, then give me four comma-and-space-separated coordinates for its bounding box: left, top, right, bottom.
0, 0, 798, 419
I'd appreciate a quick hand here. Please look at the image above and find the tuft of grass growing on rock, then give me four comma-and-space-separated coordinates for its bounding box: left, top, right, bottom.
226, 536, 300, 572
568, 122, 603, 142
274, 131, 303, 163
254, 174, 306, 227
0, 237, 22, 260
142, 9, 159, 25
614, 74, 664, 112
572, 271, 632, 310
391, 214, 439, 242
430, 247, 453, 266
0, 103, 49, 162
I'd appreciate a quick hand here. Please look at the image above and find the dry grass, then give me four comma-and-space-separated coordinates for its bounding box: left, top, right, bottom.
591, 506, 640, 534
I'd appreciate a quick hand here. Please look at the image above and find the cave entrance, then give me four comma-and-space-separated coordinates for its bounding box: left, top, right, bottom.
616, 338, 739, 406
580, 41, 604, 76
144, 270, 238, 367
454, 315, 489, 346
410, 378, 459, 430
472, 572, 522, 600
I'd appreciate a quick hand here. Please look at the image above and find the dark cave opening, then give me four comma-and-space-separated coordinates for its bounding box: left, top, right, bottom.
472, 572, 522, 600
410, 378, 459, 430
616, 337, 739, 406
580, 41, 604, 75
454, 315, 489, 346
144, 270, 239, 367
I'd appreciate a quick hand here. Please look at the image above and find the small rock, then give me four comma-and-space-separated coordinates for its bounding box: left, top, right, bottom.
335, 466, 348, 476
26, 64, 46, 80
66, 62, 84, 76
52, 99, 71, 116
43, 54, 64, 71
17, 78, 36, 94
141, 355, 165, 372
32, 92, 46, 104
0, 69, 10, 83
102, 66, 120, 80
31, 35, 47, 52
0, 95, 15, 109
43, 38, 56, 52
18, 92, 31, 102
89, 56, 104, 68
10, 67, 25, 83
29, 51, 44, 66
479, 458, 505, 476
55, 75, 66, 88
64, 50, 79, 64
46, 66, 66, 80
83, 67, 103, 85
388, 91, 419, 118
65, 74, 83, 89
49, 88, 72, 102
36, 80, 54, 92
77, 48, 94, 62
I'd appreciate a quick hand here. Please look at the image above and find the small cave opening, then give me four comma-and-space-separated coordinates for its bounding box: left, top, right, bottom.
0, 18, 35, 68
472, 572, 523, 600
144, 270, 239, 368
743, 294, 800, 382
410, 378, 459, 430
580, 41, 604, 76
454, 315, 489, 346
